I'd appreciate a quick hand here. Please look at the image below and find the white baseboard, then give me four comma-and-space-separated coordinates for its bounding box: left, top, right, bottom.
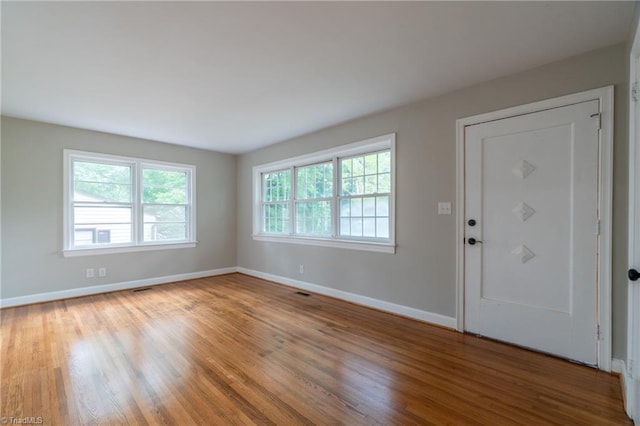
3, 266, 457, 330
612, 358, 626, 375
0, 267, 238, 308
612, 359, 628, 410
237, 267, 457, 329
612, 358, 636, 421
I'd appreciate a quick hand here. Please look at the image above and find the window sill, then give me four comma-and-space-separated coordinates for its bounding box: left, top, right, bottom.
252, 234, 396, 254
63, 241, 197, 257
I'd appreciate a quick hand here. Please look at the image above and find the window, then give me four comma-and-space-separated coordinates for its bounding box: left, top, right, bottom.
339, 151, 391, 239
253, 134, 395, 253
64, 150, 196, 256
295, 162, 333, 236
262, 169, 291, 234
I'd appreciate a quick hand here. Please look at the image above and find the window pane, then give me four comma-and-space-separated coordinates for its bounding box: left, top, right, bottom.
295, 201, 331, 235
350, 218, 363, 236
343, 176, 364, 196
378, 151, 391, 173
296, 162, 333, 199
342, 158, 352, 178
378, 173, 391, 193
376, 218, 389, 238
339, 218, 350, 236
143, 169, 187, 204
74, 182, 131, 203
74, 205, 132, 224
376, 196, 389, 216
340, 199, 350, 217
352, 156, 364, 176
338, 150, 392, 238
350, 198, 362, 217
263, 203, 289, 233
363, 218, 376, 237
74, 224, 132, 246
73, 205, 132, 246
142, 168, 191, 243
341, 178, 353, 196
338, 195, 389, 239
339, 150, 391, 197
74, 161, 132, 203
365, 175, 377, 194
363, 197, 376, 216
144, 223, 186, 241
74, 229, 95, 246
143, 205, 186, 223
74, 161, 130, 184
263, 170, 291, 202
364, 154, 378, 175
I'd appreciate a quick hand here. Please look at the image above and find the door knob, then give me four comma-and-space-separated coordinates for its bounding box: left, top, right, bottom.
468, 237, 482, 245
630, 269, 640, 282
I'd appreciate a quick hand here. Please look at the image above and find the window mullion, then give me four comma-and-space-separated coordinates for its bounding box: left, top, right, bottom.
183, 172, 193, 240
260, 173, 266, 233
332, 156, 339, 238
290, 165, 296, 236
134, 162, 141, 245
68, 159, 76, 249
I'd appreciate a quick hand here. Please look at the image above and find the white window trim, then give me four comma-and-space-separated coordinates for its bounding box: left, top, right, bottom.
63, 149, 197, 257
252, 133, 396, 253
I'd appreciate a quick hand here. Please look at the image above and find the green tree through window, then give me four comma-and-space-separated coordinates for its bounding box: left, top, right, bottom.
142, 168, 189, 241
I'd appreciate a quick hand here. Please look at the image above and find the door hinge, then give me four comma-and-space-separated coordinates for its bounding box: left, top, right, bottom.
590, 112, 601, 130
596, 324, 602, 341
633, 82, 639, 102
596, 219, 600, 236
629, 359, 635, 376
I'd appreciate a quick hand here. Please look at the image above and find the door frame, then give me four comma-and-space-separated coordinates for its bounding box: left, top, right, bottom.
455, 86, 614, 372
626, 16, 640, 420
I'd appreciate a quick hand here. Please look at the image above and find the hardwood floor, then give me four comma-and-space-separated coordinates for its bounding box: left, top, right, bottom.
1, 273, 631, 425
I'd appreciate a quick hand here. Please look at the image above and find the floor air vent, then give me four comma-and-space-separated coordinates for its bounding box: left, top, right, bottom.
295, 291, 311, 297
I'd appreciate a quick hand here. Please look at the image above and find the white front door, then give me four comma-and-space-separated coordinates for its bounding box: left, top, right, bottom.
464, 100, 600, 365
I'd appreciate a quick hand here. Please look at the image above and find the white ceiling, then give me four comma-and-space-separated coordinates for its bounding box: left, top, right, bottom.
1, 2, 635, 154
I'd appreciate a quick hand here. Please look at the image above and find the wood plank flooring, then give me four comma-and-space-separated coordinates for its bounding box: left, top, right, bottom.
0, 273, 631, 425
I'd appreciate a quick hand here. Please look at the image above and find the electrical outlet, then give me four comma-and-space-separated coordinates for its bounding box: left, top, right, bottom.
86, 268, 95, 279
98, 267, 107, 277
438, 202, 452, 215
299, 264, 304, 275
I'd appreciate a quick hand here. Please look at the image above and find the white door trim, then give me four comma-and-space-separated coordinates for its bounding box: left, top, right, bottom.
455, 86, 614, 372
626, 17, 640, 421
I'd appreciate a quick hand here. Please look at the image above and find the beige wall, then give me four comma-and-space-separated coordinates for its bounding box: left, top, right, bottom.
237, 43, 629, 359
1, 117, 237, 299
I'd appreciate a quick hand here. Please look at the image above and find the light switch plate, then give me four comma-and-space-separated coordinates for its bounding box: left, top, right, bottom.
438, 202, 452, 215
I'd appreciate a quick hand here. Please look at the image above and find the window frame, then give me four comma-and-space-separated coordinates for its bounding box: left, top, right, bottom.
294, 161, 334, 237
337, 149, 392, 241
261, 169, 292, 235
63, 150, 197, 257
252, 134, 396, 254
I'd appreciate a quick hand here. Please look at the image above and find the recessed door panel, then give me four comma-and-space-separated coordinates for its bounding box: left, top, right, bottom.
481, 125, 572, 312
